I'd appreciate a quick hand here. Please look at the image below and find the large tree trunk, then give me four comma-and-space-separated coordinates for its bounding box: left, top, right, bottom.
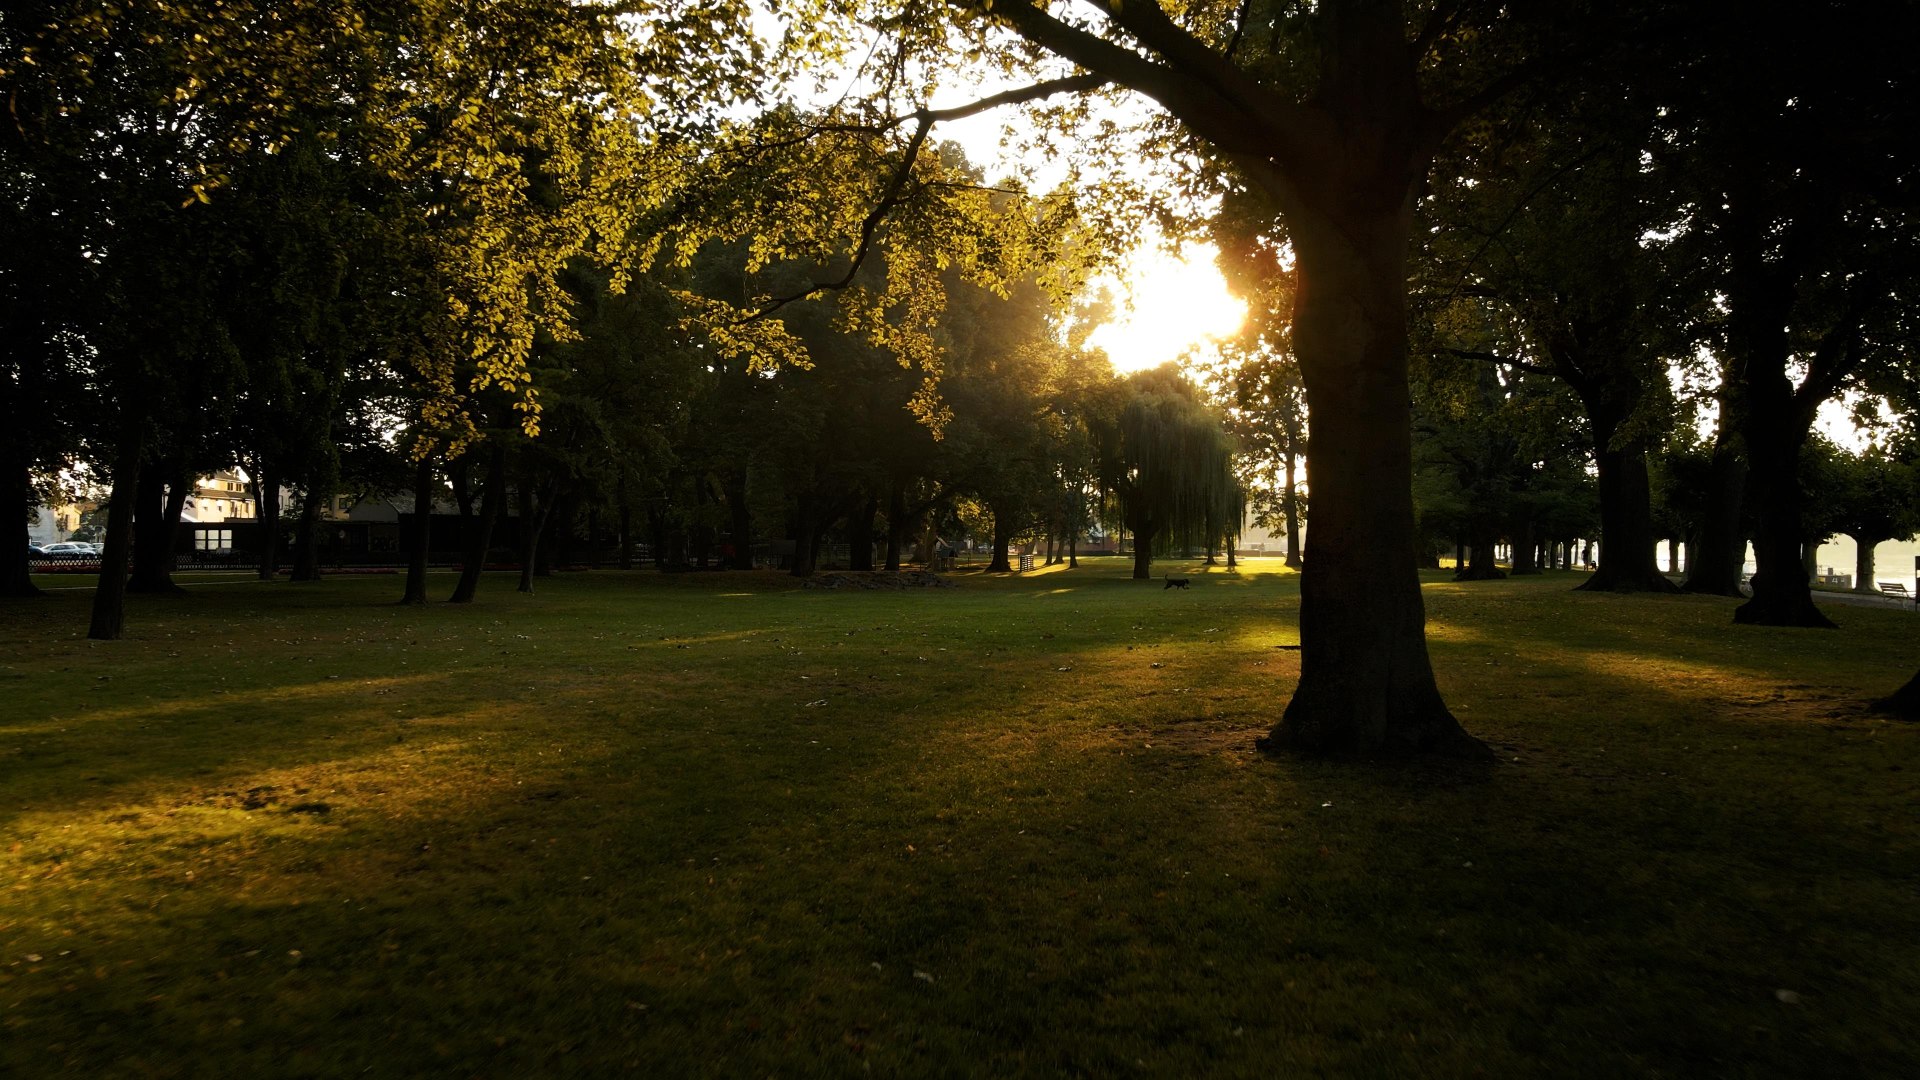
988, 505, 1015, 573
1853, 535, 1883, 594
1454, 525, 1506, 582
449, 443, 505, 603
1509, 510, 1539, 576
127, 464, 185, 594
1734, 408, 1832, 627
87, 432, 144, 640
1578, 438, 1680, 594
401, 454, 433, 605
1265, 195, 1483, 758
1876, 668, 1920, 720
1130, 519, 1155, 580
1684, 433, 1748, 596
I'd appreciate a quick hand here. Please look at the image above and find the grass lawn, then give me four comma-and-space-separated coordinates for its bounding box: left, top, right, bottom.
3, 559, 1917, 1077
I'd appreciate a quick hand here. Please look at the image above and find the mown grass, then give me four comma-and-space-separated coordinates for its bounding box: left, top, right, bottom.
2, 559, 1916, 1077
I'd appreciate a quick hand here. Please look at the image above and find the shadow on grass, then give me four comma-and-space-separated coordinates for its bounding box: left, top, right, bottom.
2, 570, 1916, 1076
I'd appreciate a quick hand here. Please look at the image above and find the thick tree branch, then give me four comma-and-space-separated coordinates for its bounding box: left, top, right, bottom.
972, 0, 1297, 161
739, 76, 1108, 321
1079, 0, 1321, 159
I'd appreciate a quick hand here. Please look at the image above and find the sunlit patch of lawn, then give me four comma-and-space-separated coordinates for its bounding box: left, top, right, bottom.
1, 558, 1916, 1076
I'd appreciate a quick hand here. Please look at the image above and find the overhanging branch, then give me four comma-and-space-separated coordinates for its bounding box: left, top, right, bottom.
739, 76, 1109, 322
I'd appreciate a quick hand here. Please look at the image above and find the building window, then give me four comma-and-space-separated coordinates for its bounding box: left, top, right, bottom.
195, 528, 234, 552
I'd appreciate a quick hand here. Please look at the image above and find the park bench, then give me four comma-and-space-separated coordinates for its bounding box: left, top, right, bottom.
1877, 581, 1910, 599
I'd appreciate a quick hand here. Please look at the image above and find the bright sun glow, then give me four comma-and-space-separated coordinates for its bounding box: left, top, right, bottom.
1084, 243, 1248, 374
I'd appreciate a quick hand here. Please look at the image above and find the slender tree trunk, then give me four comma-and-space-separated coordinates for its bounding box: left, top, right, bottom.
449, 443, 505, 603
542, 490, 568, 575
884, 482, 907, 572
848, 495, 877, 572
1853, 536, 1882, 594
723, 471, 753, 570
517, 480, 538, 593
253, 464, 281, 581
1266, 198, 1483, 758
3, 354, 41, 597
1666, 537, 1680, 578
789, 494, 819, 578
87, 431, 144, 640
1684, 433, 1748, 596
1068, 533, 1078, 569
401, 454, 433, 605
617, 495, 633, 571
289, 487, 325, 582
4, 451, 36, 597
1578, 438, 1680, 593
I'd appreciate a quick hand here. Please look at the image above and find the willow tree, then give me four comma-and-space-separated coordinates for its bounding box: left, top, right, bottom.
1095, 367, 1240, 580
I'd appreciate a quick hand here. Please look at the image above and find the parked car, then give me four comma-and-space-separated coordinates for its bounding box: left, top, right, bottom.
27, 543, 48, 557
41, 542, 92, 557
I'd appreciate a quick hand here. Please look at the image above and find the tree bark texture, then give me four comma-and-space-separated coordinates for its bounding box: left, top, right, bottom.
1268, 200, 1483, 758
